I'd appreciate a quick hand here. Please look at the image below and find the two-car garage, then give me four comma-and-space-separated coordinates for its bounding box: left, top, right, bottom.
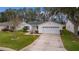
38, 22, 63, 34
41, 26, 60, 34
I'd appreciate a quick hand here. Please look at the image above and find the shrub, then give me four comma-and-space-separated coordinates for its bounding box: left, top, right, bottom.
2, 26, 9, 31
23, 26, 29, 32
63, 26, 66, 30
2, 28, 9, 31
2, 26, 15, 32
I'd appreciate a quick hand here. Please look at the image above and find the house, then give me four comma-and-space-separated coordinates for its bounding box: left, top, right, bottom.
0, 22, 11, 31
66, 20, 79, 34
27, 21, 64, 34
0, 21, 32, 32
38, 21, 64, 34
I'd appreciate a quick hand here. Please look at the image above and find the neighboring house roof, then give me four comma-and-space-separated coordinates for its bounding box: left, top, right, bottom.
0, 22, 10, 26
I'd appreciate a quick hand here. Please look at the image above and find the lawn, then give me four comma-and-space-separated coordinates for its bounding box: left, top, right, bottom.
0, 31, 39, 50
61, 29, 79, 51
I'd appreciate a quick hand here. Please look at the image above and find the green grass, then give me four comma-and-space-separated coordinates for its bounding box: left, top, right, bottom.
61, 29, 79, 51
0, 31, 39, 50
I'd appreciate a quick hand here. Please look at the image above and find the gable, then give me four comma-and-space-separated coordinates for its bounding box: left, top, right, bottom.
39, 21, 62, 27
66, 20, 74, 33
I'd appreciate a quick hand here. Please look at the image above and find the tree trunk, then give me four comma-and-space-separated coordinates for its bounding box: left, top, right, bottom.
74, 24, 78, 36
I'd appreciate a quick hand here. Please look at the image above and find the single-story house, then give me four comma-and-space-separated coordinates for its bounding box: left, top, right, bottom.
38, 21, 64, 34
66, 20, 79, 34
0, 22, 32, 31
17, 21, 64, 34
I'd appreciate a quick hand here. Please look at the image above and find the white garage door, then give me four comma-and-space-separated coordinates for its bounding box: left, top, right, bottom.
41, 26, 60, 34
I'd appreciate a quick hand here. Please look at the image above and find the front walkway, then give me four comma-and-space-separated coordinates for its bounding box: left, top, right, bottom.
21, 34, 66, 51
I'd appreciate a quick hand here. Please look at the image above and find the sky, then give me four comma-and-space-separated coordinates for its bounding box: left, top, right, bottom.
0, 7, 22, 12
0, 7, 44, 12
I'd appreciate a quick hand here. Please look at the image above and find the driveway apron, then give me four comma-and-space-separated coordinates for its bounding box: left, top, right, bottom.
21, 34, 66, 51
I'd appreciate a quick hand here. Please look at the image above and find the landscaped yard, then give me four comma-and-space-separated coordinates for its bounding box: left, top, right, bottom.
0, 31, 39, 50
61, 29, 79, 51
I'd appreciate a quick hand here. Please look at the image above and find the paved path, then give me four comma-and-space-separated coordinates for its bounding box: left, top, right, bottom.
0, 47, 15, 51
21, 34, 66, 51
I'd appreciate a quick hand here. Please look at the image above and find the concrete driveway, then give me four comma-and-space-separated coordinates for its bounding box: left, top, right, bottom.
21, 34, 66, 51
